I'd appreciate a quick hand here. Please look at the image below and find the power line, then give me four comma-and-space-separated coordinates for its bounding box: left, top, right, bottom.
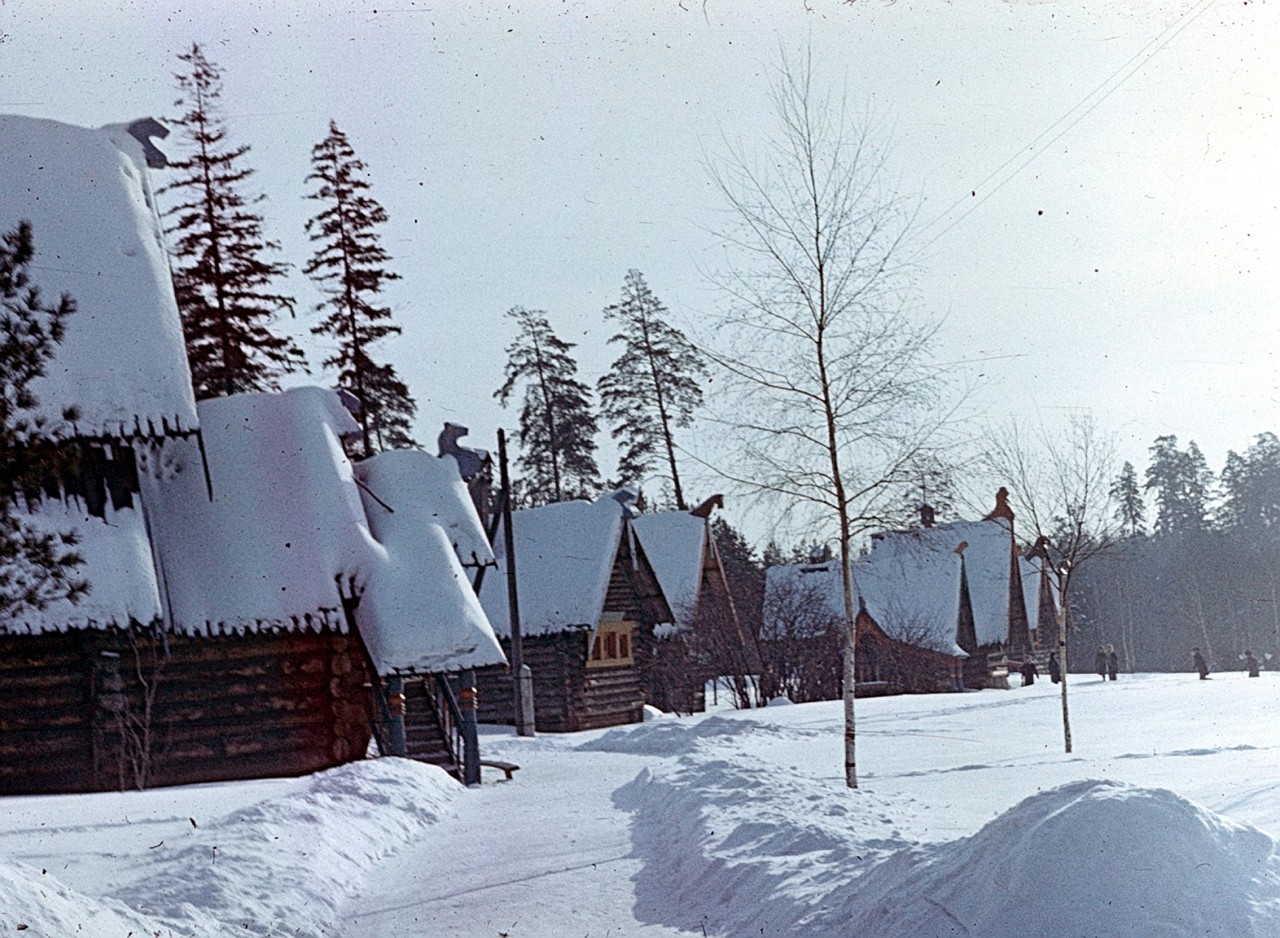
909, 0, 1220, 260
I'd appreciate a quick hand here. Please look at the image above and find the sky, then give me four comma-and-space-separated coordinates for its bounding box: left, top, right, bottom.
4, 674, 1280, 933
2, 0, 1276, 541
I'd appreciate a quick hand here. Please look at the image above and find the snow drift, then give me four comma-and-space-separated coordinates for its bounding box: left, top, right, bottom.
843, 779, 1280, 935
609, 716, 1280, 935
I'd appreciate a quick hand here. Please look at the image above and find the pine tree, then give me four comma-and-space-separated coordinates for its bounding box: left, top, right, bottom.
495, 307, 600, 505
597, 270, 706, 509
1184, 441, 1214, 529
304, 121, 416, 458
0, 221, 88, 623
1110, 460, 1145, 536
163, 43, 305, 399
1145, 435, 1212, 536
1219, 433, 1280, 532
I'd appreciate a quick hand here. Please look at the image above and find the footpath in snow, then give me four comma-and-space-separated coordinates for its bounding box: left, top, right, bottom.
1, 672, 1278, 936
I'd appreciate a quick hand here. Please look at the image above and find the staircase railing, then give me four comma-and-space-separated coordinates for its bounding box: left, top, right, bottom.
433, 674, 463, 775
434, 672, 481, 784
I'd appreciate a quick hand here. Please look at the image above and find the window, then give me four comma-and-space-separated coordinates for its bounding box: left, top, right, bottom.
588, 620, 635, 668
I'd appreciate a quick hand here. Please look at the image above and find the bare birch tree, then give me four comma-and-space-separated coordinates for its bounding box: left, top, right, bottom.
978, 413, 1121, 753
706, 49, 957, 788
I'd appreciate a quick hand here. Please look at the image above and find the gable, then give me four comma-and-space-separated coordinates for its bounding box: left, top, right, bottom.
631, 511, 708, 630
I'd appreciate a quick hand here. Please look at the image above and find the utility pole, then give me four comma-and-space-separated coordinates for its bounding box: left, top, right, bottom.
498, 429, 535, 736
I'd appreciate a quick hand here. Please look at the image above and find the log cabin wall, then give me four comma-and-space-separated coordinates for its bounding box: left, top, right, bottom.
475, 520, 665, 733
0, 625, 373, 795
474, 632, 587, 732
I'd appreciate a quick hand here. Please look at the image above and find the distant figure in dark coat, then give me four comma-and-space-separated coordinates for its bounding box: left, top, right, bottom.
1096, 646, 1107, 681
1245, 650, 1260, 677
1106, 644, 1119, 681
1020, 659, 1038, 686
1193, 647, 1210, 680
1048, 652, 1061, 684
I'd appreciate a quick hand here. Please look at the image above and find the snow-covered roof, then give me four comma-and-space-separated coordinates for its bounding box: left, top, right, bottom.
355, 450, 494, 570
353, 451, 504, 673
3, 496, 162, 632
762, 516, 1033, 657
631, 511, 709, 630
142, 387, 504, 673
478, 493, 629, 638
857, 518, 1019, 653
0, 115, 197, 440
762, 560, 847, 639
1020, 554, 1049, 636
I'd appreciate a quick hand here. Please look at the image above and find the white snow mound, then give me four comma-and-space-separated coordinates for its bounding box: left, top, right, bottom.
845, 779, 1280, 935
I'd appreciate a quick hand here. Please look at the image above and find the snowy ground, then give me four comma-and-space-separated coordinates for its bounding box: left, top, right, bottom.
2, 672, 1279, 936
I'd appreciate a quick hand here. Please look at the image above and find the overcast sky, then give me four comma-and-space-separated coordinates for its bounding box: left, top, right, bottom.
2, 0, 1276, 538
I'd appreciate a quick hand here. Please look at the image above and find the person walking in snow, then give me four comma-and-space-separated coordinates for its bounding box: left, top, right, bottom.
1192, 647, 1210, 680
1020, 659, 1038, 687
1048, 652, 1061, 684
1106, 644, 1119, 681
1095, 645, 1107, 681
1245, 650, 1260, 677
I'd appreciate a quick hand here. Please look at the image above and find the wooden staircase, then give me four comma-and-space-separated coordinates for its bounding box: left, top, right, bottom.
403, 678, 457, 772
373, 675, 462, 778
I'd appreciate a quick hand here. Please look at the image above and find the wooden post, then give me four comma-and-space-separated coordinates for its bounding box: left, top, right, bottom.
460, 669, 481, 785
498, 429, 535, 736
93, 649, 126, 790
386, 675, 407, 757
517, 664, 536, 737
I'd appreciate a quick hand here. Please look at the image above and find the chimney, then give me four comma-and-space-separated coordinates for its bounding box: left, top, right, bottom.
919, 502, 936, 528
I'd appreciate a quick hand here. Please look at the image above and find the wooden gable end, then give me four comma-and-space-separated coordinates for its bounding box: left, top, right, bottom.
603, 522, 672, 626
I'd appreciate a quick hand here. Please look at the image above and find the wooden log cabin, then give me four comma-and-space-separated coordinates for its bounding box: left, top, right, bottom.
0, 116, 506, 794
476, 490, 673, 732
760, 491, 1055, 697
631, 497, 745, 714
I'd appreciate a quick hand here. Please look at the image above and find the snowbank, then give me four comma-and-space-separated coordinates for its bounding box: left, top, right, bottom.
844, 779, 1280, 935
0, 759, 460, 937
0, 114, 197, 439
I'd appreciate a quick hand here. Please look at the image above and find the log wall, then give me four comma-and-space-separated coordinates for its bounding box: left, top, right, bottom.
0, 625, 373, 795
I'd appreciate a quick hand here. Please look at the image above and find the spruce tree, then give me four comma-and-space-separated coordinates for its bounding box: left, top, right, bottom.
304, 121, 416, 458
1145, 435, 1212, 535
0, 221, 88, 623
597, 270, 706, 509
163, 43, 305, 399
1110, 460, 1146, 536
495, 307, 600, 505
1219, 433, 1280, 532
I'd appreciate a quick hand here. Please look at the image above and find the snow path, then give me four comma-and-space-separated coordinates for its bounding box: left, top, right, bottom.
339, 735, 688, 936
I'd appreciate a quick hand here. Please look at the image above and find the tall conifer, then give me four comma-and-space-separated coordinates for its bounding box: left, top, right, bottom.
0, 221, 87, 623
163, 43, 304, 399
1110, 460, 1146, 536
304, 121, 415, 457
597, 270, 706, 509
495, 307, 600, 505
